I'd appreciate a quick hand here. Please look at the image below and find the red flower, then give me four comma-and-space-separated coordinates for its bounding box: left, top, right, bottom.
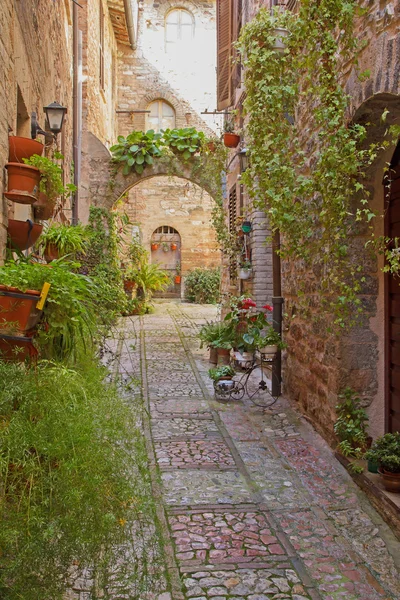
263, 304, 273, 311
241, 297, 257, 310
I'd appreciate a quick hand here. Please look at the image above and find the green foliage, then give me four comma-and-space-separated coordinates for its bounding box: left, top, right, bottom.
334, 387, 369, 458
199, 321, 227, 348
124, 238, 148, 278
184, 267, 221, 304
23, 152, 76, 202
208, 365, 235, 381
365, 432, 400, 473
82, 207, 128, 325
207, 321, 235, 350
37, 223, 91, 257
110, 130, 163, 175
162, 127, 205, 160
238, 3, 389, 328
0, 358, 163, 600
130, 262, 171, 302
0, 260, 97, 361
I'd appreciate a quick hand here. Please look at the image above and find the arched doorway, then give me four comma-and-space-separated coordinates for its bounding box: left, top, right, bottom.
385, 142, 400, 433
151, 226, 181, 298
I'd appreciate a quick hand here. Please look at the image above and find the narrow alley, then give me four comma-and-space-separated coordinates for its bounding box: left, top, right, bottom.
114, 302, 400, 600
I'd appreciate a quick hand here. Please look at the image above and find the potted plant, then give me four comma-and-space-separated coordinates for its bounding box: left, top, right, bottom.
4, 162, 41, 204
199, 320, 225, 364
0, 285, 43, 336
171, 242, 178, 251
208, 365, 235, 381
258, 327, 285, 357
162, 127, 205, 160
208, 321, 235, 365
8, 136, 44, 163
365, 433, 400, 493
151, 242, 159, 251
7, 219, 43, 251
175, 261, 181, 284
24, 152, 77, 219
161, 241, 170, 253
239, 261, 252, 279
223, 119, 240, 148
110, 130, 163, 175
37, 223, 91, 262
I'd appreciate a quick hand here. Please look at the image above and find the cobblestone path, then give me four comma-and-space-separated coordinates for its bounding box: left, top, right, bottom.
140, 302, 400, 600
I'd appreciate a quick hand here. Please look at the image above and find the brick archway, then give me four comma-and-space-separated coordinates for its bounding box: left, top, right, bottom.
86, 150, 221, 210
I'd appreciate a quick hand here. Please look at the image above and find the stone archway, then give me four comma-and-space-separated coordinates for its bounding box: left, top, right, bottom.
86, 151, 222, 210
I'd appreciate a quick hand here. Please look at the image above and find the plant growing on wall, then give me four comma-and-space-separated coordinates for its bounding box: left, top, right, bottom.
23, 151, 76, 202
184, 267, 221, 304
110, 130, 163, 175
238, 2, 388, 328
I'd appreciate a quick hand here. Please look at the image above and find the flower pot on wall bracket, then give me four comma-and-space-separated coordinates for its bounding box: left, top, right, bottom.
0, 285, 42, 336
5, 163, 41, 204
34, 193, 56, 220
8, 136, 44, 163
239, 268, 252, 280
171, 243, 178, 251
151, 243, 159, 251
0, 335, 38, 363
223, 133, 240, 148
175, 275, 181, 284
7, 219, 43, 251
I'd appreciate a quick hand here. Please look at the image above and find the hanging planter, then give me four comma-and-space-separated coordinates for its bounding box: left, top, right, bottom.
7, 219, 43, 251
174, 275, 181, 284
4, 163, 41, 204
8, 136, 44, 163
239, 267, 252, 280
223, 133, 240, 148
0, 335, 38, 362
151, 242, 159, 251
161, 242, 170, 253
34, 192, 56, 220
0, 285, 42, 335
272, 27, 290, 55
171, 243, 178, 251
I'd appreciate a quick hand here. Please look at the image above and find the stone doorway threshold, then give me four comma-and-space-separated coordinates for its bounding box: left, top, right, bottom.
336, 453, 400, 539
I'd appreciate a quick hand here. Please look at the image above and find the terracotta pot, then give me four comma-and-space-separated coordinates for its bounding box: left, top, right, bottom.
175, 275, 181, 284
209, 347, 218, 365
44, 243, 59, 263
7, 219, 43, 251
223, 133, 240, 148
151, 243, 159, 251
0, 335, 38, 362
5, 163, 41, 204
0, 285, 42, 335
34, 192, 56, 220
8, 136, 44, 163
217, 347, 231, 365
207, 141, 216, 152
378, 469, 400, 493
171, 243, 177, 251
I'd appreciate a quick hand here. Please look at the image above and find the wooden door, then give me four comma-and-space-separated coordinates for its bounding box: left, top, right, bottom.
151, 226, 181, 298
386, 165, 400, 432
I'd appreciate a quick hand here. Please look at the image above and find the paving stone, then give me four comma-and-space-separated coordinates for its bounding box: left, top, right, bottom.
169, 510, 287, 565
152, 417, 220, 439
161, 471, 253, 505
155, 439, 235, 469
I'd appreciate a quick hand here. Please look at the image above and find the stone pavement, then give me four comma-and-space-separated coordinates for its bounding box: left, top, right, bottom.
138, 302, 400, 600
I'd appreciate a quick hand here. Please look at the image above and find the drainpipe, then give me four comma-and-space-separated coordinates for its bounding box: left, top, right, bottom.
123, 0, 137, 49
272, 229, 283, 397
72, 1, 79, 224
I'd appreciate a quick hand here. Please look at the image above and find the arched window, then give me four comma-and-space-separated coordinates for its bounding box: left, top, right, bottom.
165, 9, 194, 50
146, 100, 176, 132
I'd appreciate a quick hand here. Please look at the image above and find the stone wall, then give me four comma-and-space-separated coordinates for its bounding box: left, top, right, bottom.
0, 0, 73, 259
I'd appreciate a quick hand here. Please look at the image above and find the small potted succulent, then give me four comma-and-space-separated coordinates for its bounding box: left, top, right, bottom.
365, 433, 400, 493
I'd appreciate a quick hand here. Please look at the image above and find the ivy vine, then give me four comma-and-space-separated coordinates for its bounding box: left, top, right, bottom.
238, 2, 391, 328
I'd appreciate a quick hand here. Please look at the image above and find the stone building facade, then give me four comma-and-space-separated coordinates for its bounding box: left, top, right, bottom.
218, 0, 400, 440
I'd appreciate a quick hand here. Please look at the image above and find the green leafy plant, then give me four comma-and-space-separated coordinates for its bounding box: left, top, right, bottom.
161, 241, 170, 252
208, 365, 235, 381
334, 388, 369, 472
365, 433, 400, 473
37, 223, 91, 257
238, 3, 389, 328
208, 321, 235, 350
23, 152, 76, 202
175, 261, 181, 275
0, 358, 164, 600
162, 127, 205, 160
130, 262, 171, 303
110, 130, 163, 175
184, 267, 221, 304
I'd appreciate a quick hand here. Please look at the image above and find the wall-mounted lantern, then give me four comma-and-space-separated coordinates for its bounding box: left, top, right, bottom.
31, 101, 67, 139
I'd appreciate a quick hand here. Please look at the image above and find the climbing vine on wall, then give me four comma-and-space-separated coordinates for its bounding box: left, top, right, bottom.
238, 2, 389, 328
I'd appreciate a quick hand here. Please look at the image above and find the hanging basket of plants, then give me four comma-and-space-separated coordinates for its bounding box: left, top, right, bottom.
7, 219, 43, 251
223, 133, 240, 148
